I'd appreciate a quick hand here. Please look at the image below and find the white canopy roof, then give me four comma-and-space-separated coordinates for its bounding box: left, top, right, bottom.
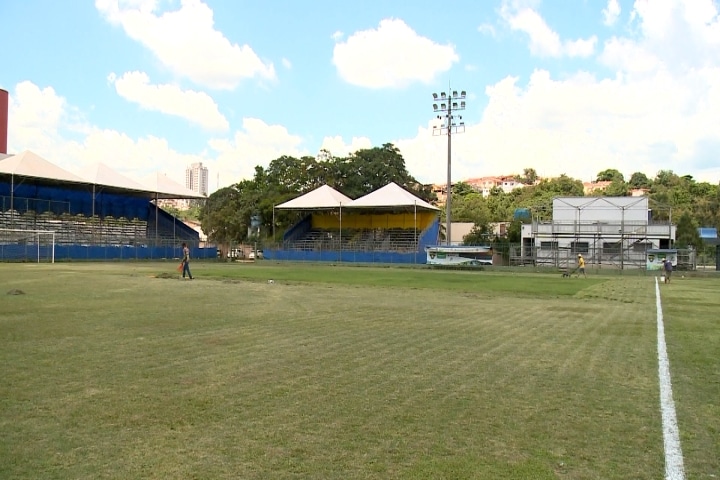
0, 150, 204, 200
140, 172, 205, 199
276, 184, 352, 209
346, 182, 439, 210
0, 150, 86, 184
79, 162, 150, 192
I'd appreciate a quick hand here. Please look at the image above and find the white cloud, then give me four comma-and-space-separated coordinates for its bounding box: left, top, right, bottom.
332, 18, 459, 88
500, 3, 597, 58
392, 1, 720, 185
603, 0, 621, 27
112, 71, 229, 130
629, 0, 720, 69
396, 56, 720, 185
281, 58, 292, 69
208, 118, 309, 185
331, 30, 344, 41
6, 81, 70, 152
478, 23, 496, 37
8, 1, 720, 197
564, 36, 598, 58
95, 0, 276, 90
6, 80, 208, 187
319, 135, 372, 157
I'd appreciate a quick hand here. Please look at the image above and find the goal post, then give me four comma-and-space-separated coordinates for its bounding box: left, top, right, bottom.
0, 229, 56, 263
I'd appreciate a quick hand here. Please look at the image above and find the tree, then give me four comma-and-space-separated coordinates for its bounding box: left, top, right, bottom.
328, 143, 422, 199
654, 170, 681, 188
628, 172, 651, 189
515, 168, 538, 185
596, 169, 624, 182
604, 179, 629, 196
462, 223, 492, 245
506, 219, 522, 243
199, 186, 245, 244
452, 192, 491, 225
453, 181, 476, 197
675, 211, 703, 249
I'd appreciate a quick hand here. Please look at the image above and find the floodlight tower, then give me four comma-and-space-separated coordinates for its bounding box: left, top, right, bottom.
432, 89, 466, 246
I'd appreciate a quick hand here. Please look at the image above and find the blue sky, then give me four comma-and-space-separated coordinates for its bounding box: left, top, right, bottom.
1, 0, 719, 192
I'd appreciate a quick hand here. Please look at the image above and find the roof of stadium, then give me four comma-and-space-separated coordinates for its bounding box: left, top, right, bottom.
276, 182, 439, 211
0, 150, 204, 200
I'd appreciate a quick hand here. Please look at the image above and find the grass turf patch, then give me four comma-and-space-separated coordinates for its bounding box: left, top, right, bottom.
0, 262, 718, 479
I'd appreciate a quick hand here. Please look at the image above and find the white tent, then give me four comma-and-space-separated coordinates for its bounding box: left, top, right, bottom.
79, 162, 150, 192
0, 150, 88, 215
274, 184, 352, 239
273, 182, 439, 249
346, 183, 438, 251
0, 150, 86, 184
140, 172, 205, 200
276, 184, 352, 209
78, 162, 153, 218
346, 182, 439, 210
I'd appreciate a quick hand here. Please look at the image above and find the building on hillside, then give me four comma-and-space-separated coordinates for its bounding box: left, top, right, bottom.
630, 188, 649, 197
519, 196, 675, 270
156, 198, 190, 210
465, 175, 525, 197
185, 162, 209, 197
430, 183, 453, 205
582, 180, 612, 194
430, 175, 528, 205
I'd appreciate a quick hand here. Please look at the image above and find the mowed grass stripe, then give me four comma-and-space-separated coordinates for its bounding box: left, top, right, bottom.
3, 263, 715, 479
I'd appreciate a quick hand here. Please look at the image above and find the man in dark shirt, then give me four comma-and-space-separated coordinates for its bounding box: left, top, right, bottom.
663, 258, 673, 283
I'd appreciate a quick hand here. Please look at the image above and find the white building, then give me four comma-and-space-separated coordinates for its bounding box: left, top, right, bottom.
520, 197, 676, 269
465, 175, 525, 197
185, 162, 209, 197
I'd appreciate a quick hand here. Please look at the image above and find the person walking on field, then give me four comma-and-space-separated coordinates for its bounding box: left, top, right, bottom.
181, 242, 193, 280
663, 258, 672, 283
576, 253, 586, 278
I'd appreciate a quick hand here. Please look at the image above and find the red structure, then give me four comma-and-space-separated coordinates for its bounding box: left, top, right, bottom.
0, 88, 8, 154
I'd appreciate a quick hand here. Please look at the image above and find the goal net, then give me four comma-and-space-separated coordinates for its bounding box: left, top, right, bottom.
0, 229, 56, 263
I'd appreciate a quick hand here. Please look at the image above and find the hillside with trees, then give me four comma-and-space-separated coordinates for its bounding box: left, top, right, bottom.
198, 143, 719, 254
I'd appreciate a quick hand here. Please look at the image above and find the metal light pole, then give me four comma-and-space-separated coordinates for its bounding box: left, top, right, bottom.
432, 89, 466, 246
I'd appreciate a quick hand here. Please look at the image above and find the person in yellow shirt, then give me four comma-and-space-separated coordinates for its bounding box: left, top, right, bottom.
576, 253, 586, 278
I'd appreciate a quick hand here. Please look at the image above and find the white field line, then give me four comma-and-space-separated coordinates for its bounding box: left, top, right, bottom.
655, 278, 686, 480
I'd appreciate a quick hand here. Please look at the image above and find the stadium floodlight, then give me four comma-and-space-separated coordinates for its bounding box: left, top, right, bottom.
430, 87, 467, 246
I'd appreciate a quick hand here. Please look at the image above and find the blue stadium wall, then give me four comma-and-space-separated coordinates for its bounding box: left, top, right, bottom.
1, 243, 213, 262
265, 217, 440, 264
0, 181, 216, 261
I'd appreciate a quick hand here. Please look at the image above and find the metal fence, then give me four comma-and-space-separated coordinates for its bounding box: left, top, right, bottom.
500, 242, 697, 271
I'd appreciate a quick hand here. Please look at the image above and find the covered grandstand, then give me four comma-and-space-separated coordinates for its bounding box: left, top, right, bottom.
269, 182, 441, 264
0, 150, 215, 261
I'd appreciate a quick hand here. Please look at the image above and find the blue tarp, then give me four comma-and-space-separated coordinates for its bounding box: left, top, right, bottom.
699, 227, 718, 239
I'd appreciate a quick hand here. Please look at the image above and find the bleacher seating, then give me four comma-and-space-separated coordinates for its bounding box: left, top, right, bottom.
286, 227, 420, 253
1, 207, 196, 247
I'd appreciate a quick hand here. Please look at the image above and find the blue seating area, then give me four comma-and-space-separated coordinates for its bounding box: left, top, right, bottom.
0, 181, 213, 261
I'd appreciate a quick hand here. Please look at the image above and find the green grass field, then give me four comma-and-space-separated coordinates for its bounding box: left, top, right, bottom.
1, 262, 718, 479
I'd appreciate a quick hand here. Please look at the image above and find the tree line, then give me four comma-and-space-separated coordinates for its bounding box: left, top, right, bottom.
199, 144, 719, 252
